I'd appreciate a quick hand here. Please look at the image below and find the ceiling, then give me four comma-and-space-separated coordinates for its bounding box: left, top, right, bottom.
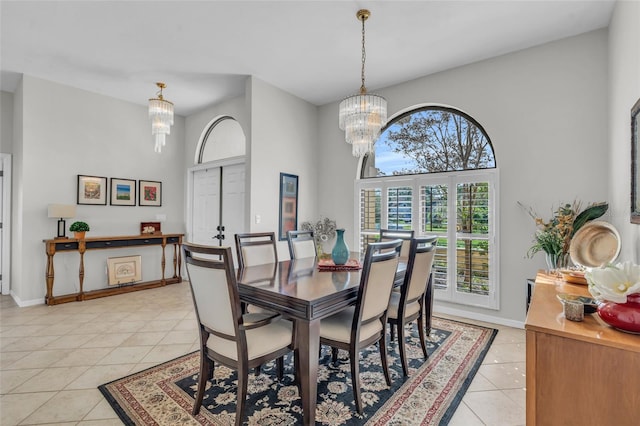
0, 0, 616, 116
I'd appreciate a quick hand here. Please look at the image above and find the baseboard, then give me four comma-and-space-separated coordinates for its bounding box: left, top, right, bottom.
10, 291, 44, 307
434, 303, 525, 329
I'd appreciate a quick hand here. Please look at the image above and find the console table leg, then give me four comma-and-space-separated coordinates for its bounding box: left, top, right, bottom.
172, 243, 178, 279
78, 241, 86, 301
161, 240, 167, 284
45, 243, 55, 305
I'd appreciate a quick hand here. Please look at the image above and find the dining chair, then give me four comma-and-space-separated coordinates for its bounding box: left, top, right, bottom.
287, 229, 317, 259
380, 228, 415, 289
235, 232, 278, 314
182, 243, 296, 426
235, 232, 278, 269
379, 228, 415, 259
386, 236, 437, 376
319, 238, 403, 414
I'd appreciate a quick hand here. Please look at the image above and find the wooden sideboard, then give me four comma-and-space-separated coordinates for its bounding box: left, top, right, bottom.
44, 233, 183, 305
525, 272, 640, 425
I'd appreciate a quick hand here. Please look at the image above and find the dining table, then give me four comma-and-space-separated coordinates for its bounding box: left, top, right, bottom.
236, 254, 405, 425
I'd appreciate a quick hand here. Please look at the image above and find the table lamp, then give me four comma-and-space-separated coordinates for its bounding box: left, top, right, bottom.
47, 204, 76, 239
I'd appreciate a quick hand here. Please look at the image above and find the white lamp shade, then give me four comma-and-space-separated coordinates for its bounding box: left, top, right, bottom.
48, 204, 76, 219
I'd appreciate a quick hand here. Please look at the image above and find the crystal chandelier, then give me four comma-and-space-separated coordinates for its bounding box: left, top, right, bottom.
338, 9, 387, 157
148, 82, 174, 153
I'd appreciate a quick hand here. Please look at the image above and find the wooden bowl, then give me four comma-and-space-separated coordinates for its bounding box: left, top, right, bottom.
559, 269, 588, 285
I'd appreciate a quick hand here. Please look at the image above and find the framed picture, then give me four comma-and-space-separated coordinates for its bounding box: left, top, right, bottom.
110, 178, 136, 206
139, 180, 162, 207
140, 221, 161, 235
278, 173, 298, 240
631, 97, 640, 224
77, 175, 108, 205
107, 255, 142, 285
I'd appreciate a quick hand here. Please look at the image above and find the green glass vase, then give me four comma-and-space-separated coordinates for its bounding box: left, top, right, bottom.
331, 229, 349, 265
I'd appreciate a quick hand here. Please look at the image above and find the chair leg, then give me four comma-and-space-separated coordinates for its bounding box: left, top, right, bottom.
331, 347, 339, 365
397, 320, 410, 376
350, 346, 363, 414
236, 367, 249, 426
276, 356, 284, 381
417, 312, 429, 359
254, 364, 261, 376
390, 322, 396, 341
192, 354, 212, 415
379, 335, 392, 386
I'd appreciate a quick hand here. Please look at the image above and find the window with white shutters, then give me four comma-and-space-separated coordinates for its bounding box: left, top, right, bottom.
355, 106, 498, 309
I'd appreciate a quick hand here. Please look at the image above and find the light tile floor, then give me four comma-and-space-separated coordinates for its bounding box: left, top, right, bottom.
1, 283, 525, 425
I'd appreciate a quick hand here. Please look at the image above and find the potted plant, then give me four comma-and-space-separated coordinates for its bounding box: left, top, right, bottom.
69, 221, 90, 240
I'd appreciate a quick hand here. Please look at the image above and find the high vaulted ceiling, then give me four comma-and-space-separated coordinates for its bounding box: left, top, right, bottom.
1, 0, 616, 116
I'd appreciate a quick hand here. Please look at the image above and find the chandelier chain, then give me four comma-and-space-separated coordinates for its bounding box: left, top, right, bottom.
360, 14, 367, 94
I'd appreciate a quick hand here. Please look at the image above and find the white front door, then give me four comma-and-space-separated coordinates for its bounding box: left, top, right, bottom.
191, 162, 245, 265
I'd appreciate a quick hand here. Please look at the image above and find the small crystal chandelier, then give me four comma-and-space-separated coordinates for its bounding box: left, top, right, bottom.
338, 9, 387, 158
148, 82, 174, 153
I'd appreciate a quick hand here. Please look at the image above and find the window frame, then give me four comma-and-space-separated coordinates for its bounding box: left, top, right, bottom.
355, 105, 499, 310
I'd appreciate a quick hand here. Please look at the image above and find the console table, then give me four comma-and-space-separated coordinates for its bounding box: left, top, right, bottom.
525, 272, 640, 425
44, 233, 183, 305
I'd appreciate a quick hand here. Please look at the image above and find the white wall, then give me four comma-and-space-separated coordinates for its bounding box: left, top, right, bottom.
318, 30, 609, 324
609, 0, 640, 263
248, 77, 319, 258
12, 76, 185, 304
1, 91, 13, 154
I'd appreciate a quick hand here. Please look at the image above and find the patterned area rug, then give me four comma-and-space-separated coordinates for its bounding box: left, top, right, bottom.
99, 317, 497, 425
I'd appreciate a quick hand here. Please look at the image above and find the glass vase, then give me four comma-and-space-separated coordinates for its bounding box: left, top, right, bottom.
331, 229, 349, 265
545, 252, 568, 273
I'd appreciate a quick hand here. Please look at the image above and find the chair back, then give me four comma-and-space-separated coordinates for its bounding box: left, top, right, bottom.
380, 229, 415, 259
356, 239, 403, 325
403, 236, 437, 304
183, 243, 240, 339
287, 230, 317, 259
235, 232, 278, 269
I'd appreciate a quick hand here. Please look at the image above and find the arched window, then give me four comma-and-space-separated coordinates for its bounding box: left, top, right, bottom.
196, 116, 246, 164
356, 106, 499, 309
361, 106, 495, 177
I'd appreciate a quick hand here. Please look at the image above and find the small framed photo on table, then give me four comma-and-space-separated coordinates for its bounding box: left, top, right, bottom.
110, 178, 136, 206
77, 175, 108, 205
140, 221, 162, 235
139, 180, 162, 206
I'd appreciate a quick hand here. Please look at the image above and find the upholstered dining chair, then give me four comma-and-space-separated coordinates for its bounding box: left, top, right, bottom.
386, 236, 437, 376
287, 229, 317, 259
379, 228, 415, 259
319, 238, 403, 414
182, 243, 296, 426
380, 228, 415, 289
235, 232, 278, 269
235, 232, 278, 313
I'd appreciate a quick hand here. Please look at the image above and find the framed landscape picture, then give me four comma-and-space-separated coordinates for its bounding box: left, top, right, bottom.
77, 175, 107, 205
110, 178, 136, 206
278, 173, 298, 240
139, 180, 162, 206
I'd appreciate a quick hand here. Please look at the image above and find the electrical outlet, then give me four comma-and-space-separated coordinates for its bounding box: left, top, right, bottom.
255, 215, 261, 224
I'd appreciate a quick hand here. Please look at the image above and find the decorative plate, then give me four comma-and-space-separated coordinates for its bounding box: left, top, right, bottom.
569, 221, 621, 268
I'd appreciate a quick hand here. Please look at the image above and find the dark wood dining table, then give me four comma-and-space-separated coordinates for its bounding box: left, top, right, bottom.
236, 255, 405, 425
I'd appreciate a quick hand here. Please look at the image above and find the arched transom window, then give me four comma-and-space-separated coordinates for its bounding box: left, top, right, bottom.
356, 106, 499, 309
